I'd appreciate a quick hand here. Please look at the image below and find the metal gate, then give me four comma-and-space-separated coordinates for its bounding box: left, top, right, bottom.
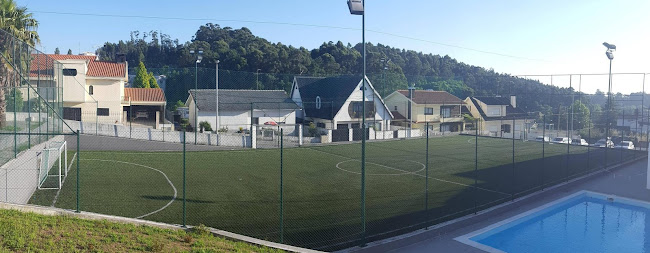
352, 128, 369, 141
332, 129, 349, 142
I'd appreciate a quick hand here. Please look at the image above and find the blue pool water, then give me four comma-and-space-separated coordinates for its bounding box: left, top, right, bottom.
470, 193, 650, 253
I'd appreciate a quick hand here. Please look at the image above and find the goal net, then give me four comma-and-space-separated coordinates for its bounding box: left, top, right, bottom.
37, 141, 67, 190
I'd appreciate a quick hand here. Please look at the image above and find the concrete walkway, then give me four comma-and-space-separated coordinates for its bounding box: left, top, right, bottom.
346, 158, 650, 253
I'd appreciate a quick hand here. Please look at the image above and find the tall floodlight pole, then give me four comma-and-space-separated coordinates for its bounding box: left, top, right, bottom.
348, 0, 366, 246
216, 60, 220, 132
603, 42, 616, 157
190, 48, 203, 144
382, 58, 390, 134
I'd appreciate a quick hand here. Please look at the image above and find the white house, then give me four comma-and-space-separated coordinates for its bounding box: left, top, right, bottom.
186, 89, 299, 132
28, 54, 166, 128
384, 90, 465, 132
464, 96, 534, 138
290, 75, 392, 131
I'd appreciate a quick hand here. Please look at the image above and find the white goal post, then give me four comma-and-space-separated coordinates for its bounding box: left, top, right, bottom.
37, 141, 67, 190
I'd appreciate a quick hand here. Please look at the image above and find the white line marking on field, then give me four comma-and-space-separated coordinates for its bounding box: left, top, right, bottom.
335, 160, 426, 176
308, 147, 511, 196
81, 159, 177, 219
51, 152, 77, 207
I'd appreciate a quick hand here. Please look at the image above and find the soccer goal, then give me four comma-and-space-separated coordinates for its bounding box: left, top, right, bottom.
37, 141, 67, 190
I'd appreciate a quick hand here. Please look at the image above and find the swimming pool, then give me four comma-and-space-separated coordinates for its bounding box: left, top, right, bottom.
455, 191, 650, 253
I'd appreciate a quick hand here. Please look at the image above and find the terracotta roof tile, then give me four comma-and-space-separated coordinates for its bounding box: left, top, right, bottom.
124, 88, 166, 102
28, 54, 125, 78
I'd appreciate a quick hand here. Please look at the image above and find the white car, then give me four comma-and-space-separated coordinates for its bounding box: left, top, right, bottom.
614, 141, 635, 150
571, 139, 588, 146
593, 138, 614, 148
551, 137, 571, 144
535, 136, 550, 142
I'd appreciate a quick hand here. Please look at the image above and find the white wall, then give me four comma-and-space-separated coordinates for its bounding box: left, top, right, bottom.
333, 79, 391, 127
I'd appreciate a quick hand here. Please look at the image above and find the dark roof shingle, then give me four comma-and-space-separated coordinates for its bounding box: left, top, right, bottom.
188, 89, 298, 112
396, 90, 463, 104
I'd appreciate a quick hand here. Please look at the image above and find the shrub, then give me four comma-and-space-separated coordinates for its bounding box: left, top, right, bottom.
199, 121, 212, 132
308, 122, 318, 137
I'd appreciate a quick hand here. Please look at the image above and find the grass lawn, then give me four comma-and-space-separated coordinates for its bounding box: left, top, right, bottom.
28, 135, 642, 250
0, 208, 283, 252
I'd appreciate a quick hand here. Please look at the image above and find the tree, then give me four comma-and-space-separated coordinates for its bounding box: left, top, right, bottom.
67, 49, 72, 55
54, 47, 60, 54
148, 72, 159, 88
0, 0, 40, 127
133, 61, 150, 88
172, 100, 185, 111
4, 89, 23, 112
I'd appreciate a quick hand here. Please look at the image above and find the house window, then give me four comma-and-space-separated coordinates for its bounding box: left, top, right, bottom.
487, 106, 501, 116
349, 101, 375, 118
394, 106, 398, 111
88, 85, 94, 95
62, 68, 77, 76
441, 107, 451, 117
97, 108, 109, 116
501, 124, 511, 133
441, 124, 451, 132
317, 122, 326, 128
424, 107, 434, 115
252, 117, 259, 125
316, 96, 321, 109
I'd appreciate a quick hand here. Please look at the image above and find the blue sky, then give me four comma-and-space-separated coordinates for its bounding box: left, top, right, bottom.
19, 0, 650, 94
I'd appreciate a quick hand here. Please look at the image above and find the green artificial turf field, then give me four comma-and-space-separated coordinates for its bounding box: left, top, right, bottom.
28, 135, 641, 250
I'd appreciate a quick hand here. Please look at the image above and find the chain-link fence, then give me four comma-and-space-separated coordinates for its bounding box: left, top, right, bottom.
3, 28, 650, 251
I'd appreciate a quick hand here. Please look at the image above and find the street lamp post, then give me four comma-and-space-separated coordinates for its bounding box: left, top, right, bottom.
190, 48, 203, 144
347, 0, 366, 246
603, 42, 615, 164
256, 69, 261, 90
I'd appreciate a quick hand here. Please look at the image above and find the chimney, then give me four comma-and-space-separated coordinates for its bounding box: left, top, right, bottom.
510, 95, 517, 108
116, 53, 126, 63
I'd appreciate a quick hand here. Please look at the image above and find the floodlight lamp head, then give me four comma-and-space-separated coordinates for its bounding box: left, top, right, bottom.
189, 50, 195, 54
347, 0, 364, 15
606, 51, 614, 60
196, 55, 203, 63
603, 42, 616, 51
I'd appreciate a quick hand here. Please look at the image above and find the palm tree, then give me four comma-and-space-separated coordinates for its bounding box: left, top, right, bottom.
0, 0, 39, 127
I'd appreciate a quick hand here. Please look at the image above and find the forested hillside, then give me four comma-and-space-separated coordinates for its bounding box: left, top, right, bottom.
97, 23, 582, 115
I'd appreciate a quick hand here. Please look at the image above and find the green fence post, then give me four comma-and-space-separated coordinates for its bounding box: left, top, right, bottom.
76, 131, 80, 213
621, 111, 625, 163
474, 120, 478, 213
425, 122, 429, 228
28, 86, 31, 148
280, 128, 284, 243
542, 115, 546, 188
13, 87, 17, 158
183, 130, 187, 227
511, 116, 515, 200
566, 107, 570, 182
587, 111, 591, 171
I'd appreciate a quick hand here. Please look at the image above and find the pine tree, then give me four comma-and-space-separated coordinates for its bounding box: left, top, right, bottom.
148, 72, 159, 88
67, 49, 72, 55
133, 62, 150, 88
54, 47, 60, 54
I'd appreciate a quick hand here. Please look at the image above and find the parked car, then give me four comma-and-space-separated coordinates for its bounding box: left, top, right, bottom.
571, 138, 589, 146
535, 136, 550, 142
592, 138, 614, 148
614, 141, 635, 150
551, 137, 571, 144
135, 111, 149, 119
